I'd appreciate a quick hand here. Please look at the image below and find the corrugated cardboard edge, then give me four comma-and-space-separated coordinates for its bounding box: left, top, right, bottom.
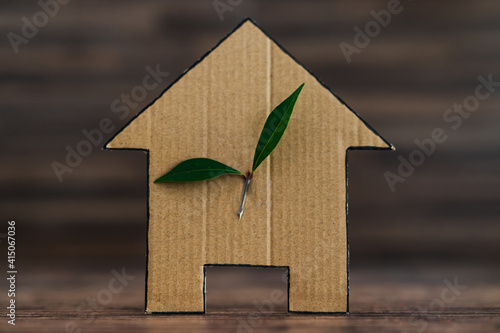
102, 17, 395, 315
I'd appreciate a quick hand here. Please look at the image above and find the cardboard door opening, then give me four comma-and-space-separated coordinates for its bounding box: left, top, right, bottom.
205, 266, 288, 313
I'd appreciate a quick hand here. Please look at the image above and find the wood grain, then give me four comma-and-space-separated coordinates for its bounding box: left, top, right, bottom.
1, 265, 499, 332
1, 0, 499, 261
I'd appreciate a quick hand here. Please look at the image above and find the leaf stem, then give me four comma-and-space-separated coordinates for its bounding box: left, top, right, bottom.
236, 171, 253, 220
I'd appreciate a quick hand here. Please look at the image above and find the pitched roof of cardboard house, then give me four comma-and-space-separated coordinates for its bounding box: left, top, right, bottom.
105, 18, 393, 154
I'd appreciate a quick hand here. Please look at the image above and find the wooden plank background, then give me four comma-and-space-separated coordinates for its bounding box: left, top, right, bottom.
0, 0, 499, 331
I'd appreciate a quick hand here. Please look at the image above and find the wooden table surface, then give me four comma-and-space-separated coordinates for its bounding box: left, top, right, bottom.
0, 263, 498, 332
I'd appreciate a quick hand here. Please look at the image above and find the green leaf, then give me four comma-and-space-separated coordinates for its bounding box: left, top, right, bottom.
252, 83, 304, 172
154, 158, 242, 183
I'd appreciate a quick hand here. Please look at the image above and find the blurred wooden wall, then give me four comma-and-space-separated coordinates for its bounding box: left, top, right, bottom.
1, 0, 499, 268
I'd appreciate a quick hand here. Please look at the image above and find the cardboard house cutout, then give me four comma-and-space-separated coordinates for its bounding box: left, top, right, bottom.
105, 18, 393, 314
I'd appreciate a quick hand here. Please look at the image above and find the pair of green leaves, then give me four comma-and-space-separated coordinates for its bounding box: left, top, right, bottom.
154, 83, 304, 183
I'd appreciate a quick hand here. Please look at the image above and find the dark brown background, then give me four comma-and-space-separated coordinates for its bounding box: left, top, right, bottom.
0, 0, 499, 332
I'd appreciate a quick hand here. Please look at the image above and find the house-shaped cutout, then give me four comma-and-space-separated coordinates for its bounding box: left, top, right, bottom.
105, 18, 393, 314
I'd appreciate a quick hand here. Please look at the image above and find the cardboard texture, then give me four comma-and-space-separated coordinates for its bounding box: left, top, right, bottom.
105, 19, 393, 313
